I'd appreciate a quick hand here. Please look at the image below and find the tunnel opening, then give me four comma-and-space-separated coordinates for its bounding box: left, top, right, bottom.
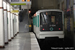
29, 0, 74, 50
14, 0, 74, 50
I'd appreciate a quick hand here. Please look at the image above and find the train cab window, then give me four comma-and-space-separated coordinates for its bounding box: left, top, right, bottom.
40, 12, 51, 24
40, 11, 63, 31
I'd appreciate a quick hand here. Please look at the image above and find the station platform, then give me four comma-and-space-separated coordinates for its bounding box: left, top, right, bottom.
0, 32, 40, 50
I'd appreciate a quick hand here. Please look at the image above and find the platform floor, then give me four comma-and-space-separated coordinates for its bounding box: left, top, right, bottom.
0, 32, 74, 50
0, 32, 40, 50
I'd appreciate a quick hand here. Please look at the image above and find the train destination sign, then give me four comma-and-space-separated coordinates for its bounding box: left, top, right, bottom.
9, 0, 31, 5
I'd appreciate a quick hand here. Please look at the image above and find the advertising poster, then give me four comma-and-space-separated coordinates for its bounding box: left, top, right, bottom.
66, 0, 71, 31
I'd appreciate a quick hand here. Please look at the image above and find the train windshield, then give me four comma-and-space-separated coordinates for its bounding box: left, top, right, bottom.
40, 11, 63, 31
40, 12, 55, 24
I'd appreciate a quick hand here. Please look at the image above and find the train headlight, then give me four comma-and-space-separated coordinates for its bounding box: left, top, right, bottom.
59, 28, 61, 30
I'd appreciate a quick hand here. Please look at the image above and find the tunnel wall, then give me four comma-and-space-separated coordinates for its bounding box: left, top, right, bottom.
31, 0, 59, 14
19, 9, 29, 33
59, 0, 74, 46
37, 0, 58, 9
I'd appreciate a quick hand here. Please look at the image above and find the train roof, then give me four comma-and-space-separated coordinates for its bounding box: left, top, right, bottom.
32, 9, 63, 17
36, 9, 63, 14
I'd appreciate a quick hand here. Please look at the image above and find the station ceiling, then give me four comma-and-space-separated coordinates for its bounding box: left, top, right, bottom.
31, 0, 59, 15
6, 0, 59, 15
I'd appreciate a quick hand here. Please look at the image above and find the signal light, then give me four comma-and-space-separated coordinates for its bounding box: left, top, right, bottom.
34, 13, 36, 16
29, 11, 31, 13
22, 0, 25, 2
59, 28, 61, 30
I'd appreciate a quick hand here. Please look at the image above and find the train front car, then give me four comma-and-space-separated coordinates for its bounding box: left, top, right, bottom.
33, 9, 64, 41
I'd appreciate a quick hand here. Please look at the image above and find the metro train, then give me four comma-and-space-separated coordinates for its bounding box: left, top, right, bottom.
32, 9, 64, 41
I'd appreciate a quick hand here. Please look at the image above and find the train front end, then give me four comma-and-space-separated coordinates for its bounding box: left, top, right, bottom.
38, 10, 64, 39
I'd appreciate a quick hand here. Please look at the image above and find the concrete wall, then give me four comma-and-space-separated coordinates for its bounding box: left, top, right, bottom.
58, 0, 64, 4
31, 0, 59, 14
58, 0, 64, 10
37, 0, 58, 9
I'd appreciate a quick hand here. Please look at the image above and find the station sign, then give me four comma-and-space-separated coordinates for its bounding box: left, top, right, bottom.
11, 10, 19, 13
9, 0, 31, 5
29, 25, 32, 27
